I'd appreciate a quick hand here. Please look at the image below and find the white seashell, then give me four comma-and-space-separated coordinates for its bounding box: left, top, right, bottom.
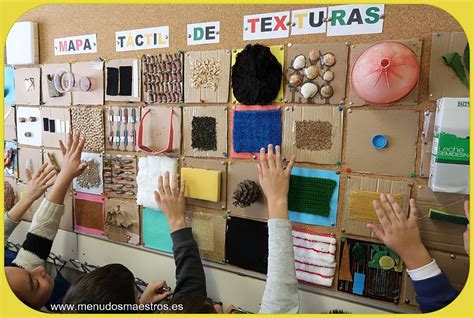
323, 70, 334, 81
304, 65, 319, 80
292, 55, 306, 70
300, 82, 318, 99
323, 53, 336, 67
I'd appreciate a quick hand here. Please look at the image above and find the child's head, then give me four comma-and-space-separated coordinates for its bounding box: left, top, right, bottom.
62, 263, 137, 312
163, 294, 218, 313
5, 265, 55, 309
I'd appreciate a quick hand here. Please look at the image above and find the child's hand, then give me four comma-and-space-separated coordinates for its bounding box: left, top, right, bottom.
367, 195, 432, 270
154, 171, 186, 232
58, 133, 88, 180
25, 163, 57, 201
257, 144, 295, 220
464, 199, 470, 255
139, 280, 172, 304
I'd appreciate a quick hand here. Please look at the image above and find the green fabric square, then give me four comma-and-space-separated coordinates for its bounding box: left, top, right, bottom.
288, 175, 336, 217
143, 207, 173, 253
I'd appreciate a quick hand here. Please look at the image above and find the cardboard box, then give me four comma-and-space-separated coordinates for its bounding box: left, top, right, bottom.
429, 98, 469, 194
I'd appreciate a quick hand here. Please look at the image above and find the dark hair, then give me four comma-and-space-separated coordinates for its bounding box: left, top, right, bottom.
162, 294, 217, 313
232, 44, 282, 105
62, 264, 136, 313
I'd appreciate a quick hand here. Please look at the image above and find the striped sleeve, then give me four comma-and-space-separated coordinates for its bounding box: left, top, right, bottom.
4, 212, 21, 242
12, 199, 64, 269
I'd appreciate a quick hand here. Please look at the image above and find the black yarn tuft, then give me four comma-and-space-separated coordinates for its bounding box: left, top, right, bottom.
232, 44, 282, 105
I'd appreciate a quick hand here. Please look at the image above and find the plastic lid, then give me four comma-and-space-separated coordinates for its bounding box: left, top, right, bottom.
372, 135, 388, 149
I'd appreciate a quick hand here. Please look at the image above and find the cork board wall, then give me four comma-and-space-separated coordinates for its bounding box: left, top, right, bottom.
12, 3, 466, 313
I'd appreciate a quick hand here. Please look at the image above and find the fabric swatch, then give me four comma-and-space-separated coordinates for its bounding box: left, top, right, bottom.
136, 156, 177, 210
225, 216, 268, 274
142, 207, 173, 253
288, 175, 337, 217
106, 67, 119, 96
292, 228, 337, 287
295, 120, 333, 151
119, 66, 133, 96
232, 109, 281, 153
191, 116, 217, 151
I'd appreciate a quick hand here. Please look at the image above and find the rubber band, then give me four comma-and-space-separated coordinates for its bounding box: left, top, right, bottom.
137, 108, 174, 154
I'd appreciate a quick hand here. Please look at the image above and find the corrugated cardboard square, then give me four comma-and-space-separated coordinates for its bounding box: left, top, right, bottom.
230, 105, 281, 159
419, 110, 434, 178
402, 250, 469, 307
184, 50, 231, 103
104, 106, 140, 152
16, 106, 42, 147
40, 107, 70, 148
185, 210, 226, 263
41, 63, 72, 106
4, 106, 16, 141
342, 176, 410, 238
347, 38, 422, 106
182, 106, 227, 158
417, 186, 467, 254
104, 198, 140, 245
345, 109, 419, 176
105, 58, 141, 102
284, 43, 348, 105
18, 146, 43, 183
231, 45, 285, 104
71, 61, 104, 105
282, 105, 343, 164
73, 152, 104, 195
140, 106, 181, 154
14, 67, 41, 106
429, 32, 469, 101
182, 158, 227, 210
227, 161, 267, 221
17, 182, 44, 223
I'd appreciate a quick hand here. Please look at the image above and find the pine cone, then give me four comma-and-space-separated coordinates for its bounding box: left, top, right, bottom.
233, 180, 261, 208
4, 181, 15, 211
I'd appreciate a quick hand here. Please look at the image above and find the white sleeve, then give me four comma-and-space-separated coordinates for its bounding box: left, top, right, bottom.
407, 259, 442, 281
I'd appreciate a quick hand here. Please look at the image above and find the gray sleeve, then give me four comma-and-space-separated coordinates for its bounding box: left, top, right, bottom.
259, 219, 300, 313
4, 212, 20, 243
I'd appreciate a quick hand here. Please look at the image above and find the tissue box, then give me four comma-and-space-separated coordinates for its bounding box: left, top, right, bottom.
429, 98, 470, 194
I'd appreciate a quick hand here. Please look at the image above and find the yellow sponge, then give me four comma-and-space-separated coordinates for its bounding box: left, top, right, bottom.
181, 167, 221, 202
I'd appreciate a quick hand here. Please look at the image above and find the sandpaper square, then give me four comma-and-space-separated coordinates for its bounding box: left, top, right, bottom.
191, 116, 217, 151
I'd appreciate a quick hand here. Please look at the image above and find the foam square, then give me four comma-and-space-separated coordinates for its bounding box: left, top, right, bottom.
181, 167, 221, 202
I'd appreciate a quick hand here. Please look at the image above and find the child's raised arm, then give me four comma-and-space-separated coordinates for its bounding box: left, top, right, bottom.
258, 144, 299, 314
367, 195, 459, 313
4, 164, 57, 240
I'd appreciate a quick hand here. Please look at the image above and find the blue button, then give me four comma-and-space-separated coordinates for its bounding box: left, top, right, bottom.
371, 134, 388, 149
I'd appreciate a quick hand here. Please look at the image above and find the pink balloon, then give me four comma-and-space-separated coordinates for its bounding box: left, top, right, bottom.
351, 42, 420, 105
